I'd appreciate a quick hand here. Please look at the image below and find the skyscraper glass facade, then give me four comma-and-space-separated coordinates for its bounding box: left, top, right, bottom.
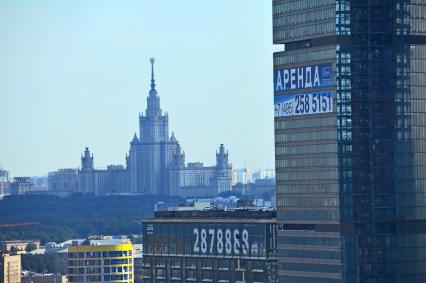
273, 1, 426, 282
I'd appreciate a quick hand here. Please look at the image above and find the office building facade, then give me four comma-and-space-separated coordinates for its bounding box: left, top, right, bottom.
141, 209, 278, 282
273, 1, 426, 282
68, 237, 134, 283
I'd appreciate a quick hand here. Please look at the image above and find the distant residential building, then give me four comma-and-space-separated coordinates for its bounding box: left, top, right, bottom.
29, 239, 84, 274
0, 240, 40, 254
30, 176, 48, 192
78, 148, 131, 196
10, 177, 32, 195
169, 144, 232, 197
232, 178, 275, 198
233, 168, 275, 185
68, 236, 133, 283
0, 167, 9, 195
141, 206, 278, 282
234, 168, 250, 184
0, 167, 9, 182
153, 198, 183, 212
21, 272, 66, 283
167, 199, 212, 212
252, 168, 275, 180
1, 254, 21, 283
231, 170, 238, 186
72, 59, 232, 197
8, 176, 48, 196
48, 169, 79, 195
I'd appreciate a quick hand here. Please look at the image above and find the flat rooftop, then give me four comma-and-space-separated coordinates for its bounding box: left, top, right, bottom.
147, 208, 276, 223
71, 237, 131, 246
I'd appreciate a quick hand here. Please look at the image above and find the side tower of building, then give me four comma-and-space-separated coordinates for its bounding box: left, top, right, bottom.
169, 142, 185, 196
213, 144, 232, 194
78, 147, 95, 194
273, 1, 426, 282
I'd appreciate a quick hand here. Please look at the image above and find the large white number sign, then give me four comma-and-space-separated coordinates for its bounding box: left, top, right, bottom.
193, 228, 249, 255
274, 91, 333, 117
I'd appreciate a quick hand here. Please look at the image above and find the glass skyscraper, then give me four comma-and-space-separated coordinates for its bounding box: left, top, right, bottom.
273, 1, 426, 282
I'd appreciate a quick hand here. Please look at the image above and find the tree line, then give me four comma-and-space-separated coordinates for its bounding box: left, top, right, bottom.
0, 194, 182, 243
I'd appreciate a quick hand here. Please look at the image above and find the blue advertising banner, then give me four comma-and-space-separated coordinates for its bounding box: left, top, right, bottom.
274, 91, 333, 117
274, 64, 333, 92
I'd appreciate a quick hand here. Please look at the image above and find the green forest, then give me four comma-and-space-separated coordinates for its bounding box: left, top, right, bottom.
0, 194, 182, 243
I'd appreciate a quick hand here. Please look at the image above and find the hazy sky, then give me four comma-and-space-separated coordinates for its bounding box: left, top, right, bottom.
0, 0, 274, 177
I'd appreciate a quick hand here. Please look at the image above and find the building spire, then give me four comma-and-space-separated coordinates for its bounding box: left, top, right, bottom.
145, 57, 162, 119
150, 58, 156, 92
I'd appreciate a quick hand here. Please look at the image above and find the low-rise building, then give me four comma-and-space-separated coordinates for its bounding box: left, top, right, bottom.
68, 236, 134, 283
21, 272, 66, 283
0, 240, 41, 254
28, 239, 85, 275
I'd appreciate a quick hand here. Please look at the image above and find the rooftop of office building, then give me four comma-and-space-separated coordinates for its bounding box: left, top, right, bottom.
70, 235, 131, 246
148, 199, 276, 222
152, 209, 276, 222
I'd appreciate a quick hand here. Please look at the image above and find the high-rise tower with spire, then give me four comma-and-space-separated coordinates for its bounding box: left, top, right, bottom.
139, 58, 169, 142
129, 58, 179, 194
79, 147, 95, 193
213, 144, 232, 193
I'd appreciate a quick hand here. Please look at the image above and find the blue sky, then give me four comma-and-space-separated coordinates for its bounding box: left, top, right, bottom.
0, 0, 274, 176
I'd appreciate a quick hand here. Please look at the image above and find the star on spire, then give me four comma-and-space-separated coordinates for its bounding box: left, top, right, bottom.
150, 58, 156, 92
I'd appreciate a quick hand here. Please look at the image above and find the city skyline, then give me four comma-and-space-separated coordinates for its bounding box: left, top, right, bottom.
0, 1, 274, 177
3, 1, 426, 282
